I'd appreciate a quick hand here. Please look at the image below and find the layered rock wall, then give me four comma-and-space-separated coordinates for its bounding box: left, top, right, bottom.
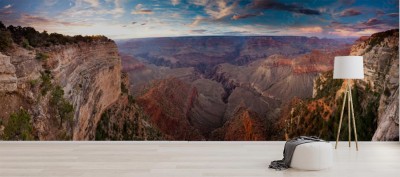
48, 42, 121, 140
0, 53, 17, 92
350, 29, 399, 140
1, 41, 121, 140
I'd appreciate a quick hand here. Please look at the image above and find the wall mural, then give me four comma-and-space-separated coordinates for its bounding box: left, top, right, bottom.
0, 0, 398, 141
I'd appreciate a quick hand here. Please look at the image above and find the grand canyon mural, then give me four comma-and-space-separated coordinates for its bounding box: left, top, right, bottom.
0, 0, 399, 141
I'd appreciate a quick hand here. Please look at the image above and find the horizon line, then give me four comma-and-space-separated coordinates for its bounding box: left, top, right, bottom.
112, 34, 363, 41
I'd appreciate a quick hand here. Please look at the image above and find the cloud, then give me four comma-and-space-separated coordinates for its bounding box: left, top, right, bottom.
387, 13, 399, 17
326, 17, 396, 37
189, 29, 207, 33
171, 0, 180, 6
189, 0, 209, 6
188, 0, 237, 26
204, 0, 238, 20
3, 4, 12, 9
0, 10, 12, 15
189, 16, 207, 27
362, 18, 383, 26
329, 21, 343, 28
251, 0, 321, 15
297, 26, 323, 33
1, 4, 12, 15
83, 0, 100, 7
328, 28, 383, 37
135, 3, 143, 10
44, 0, 58, 6
220, 24, 286, 36
97, 0, 125, 17
188, 0, 238, 21
339, 0, 355, 5
376, 10, 385, 16
20, 14, 52, 24
59, 0, 124, 19
232, 12, 263, 20
132, 9, 153, 15
171, 13, 181, 18
18, 14, 89, 27
339, 8, 361, 17
132, 3, 153, 15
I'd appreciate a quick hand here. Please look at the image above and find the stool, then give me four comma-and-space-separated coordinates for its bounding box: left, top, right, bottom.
290, 142, 333, 170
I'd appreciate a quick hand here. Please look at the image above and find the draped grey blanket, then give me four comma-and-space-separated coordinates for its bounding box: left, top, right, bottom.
269, 136, 325, 170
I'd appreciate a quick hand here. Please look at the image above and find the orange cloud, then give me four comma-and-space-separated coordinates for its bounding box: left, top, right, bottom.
297, 26, 323, 33
132, 3, 153, 15
132, 9, 153, 15
329, 28, 380, 37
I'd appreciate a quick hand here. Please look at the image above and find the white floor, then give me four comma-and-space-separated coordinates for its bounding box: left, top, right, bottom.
0, 141, 399, 177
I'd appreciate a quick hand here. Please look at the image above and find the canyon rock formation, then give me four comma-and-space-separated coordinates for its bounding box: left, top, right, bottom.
49, 42, 122, 140
281, 29, 399, 141
350, 29, 399, 141
0, 53, 17, 92
0, 26, 123, 140
1, 24, 397, 141
118, 36, 354, 140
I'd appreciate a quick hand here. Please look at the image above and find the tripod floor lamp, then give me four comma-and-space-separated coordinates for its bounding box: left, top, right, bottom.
333, 56, 364, 151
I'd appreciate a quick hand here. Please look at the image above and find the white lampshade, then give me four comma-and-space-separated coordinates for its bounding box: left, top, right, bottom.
333, 56, 364, 79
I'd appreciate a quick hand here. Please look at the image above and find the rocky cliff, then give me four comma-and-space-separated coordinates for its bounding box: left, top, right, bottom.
280, 29, 399, 141
0, 25, 122, 140
137, 78, 204, 140
94, 73, 163, 140
350, 29, 399, 141
211, 108, 268, 141
48, 42, 121, 140
0, 53, 17, 92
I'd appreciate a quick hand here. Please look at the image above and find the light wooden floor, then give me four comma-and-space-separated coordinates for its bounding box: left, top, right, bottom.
0, 141, 399, 177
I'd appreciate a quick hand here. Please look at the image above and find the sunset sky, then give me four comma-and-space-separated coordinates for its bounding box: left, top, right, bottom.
0, 0, 398, 39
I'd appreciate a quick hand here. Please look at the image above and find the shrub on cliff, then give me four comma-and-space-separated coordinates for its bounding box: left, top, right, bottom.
0, 21, 112, 49
0, 28, 13, 51
2, 109, 34, 140
0, 21, 5, 30
36, 52, 49, 61
283, 77, 379, 141
50, 86, 74, 129
40, 70, 53, 95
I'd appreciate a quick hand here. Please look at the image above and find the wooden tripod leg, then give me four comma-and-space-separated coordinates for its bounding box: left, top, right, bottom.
348, 82, 351, 147
349, 84, 359, 151
335, 87, 348, 149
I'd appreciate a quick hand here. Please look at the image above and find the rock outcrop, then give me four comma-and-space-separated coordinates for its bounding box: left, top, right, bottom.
94, 73, 163, 140
0, 25, 122, 140
280, 29, 399, 141
188, 79, 226, 136
120, 53, 198, 97
137, 78, 204, 140
373, 89, 399, 140
209, 47, 349, 106
350, 29, 399, 141
118, 36, 352, 140
47, 42, 121, 140
0, 53, 17, 92
211, 108, 267, 141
